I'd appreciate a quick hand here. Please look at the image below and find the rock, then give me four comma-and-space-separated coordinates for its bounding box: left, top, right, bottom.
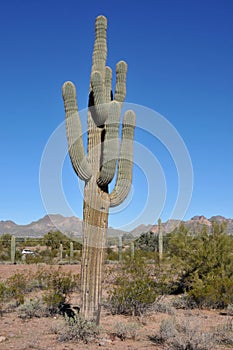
99, 338, 112, 346
99, 342, 105, 346
0, 336, 7, 342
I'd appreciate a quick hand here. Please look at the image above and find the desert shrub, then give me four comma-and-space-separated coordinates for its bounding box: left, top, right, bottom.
113, 322, 140, 341
43, 231, 82, 253
188, 270, 233, 308
0, 268, 78, 314
0, 272, 33, 310
106, 256, 157, 316
107, 278, 156, 316
226, 304, 233, 316
0, 282, 8, 315
17, 297, 48, 319
150, 301, 175, 315
106, 247, 118, 261
215, 318, 233, 345
6, 273, 29, 304
0, 233, 12, 248
0, 234, 13, 261
0, 282, 7, 300
43, 291, 65, 314
167, 223, 233, 307
0, 250, 9, 261
150, 317, 215, 349
171, 295, 198, 310
135, 231, 158, 252
159, 317, 178, 341
42, 269, 77, 314
27, 268, 50, 290
57, 315, 100, 343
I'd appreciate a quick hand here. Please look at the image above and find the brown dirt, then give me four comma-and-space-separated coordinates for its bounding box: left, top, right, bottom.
0, 264, 232, 350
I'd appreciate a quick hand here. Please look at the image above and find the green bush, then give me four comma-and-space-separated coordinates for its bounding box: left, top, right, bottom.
150, 317, 215, 349
43, 231, 82, 252
42, 268, 77, 314
215, 318, 233, 346
167, 223, 233, 307
188, 270, 233, 308
135, 231, 158, 252
106, 247, 118, 261
113, 322, 140, 341
6, 273, 28, 304
57, 315, 100, 343
0, 268, 79, 316
107, 256, 157, 316
17, 297, 48, 319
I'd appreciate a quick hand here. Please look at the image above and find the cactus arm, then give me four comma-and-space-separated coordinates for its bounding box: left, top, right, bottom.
90, 71, 108, 126
114, 61, 127, 103
96, 60, 127, 186
97, 101, 121, 187
110, 110, 136, 207
105, 66, 112, 103
91, 15, 107, 76
90, 15, 109, 126
62, 81, 92, 181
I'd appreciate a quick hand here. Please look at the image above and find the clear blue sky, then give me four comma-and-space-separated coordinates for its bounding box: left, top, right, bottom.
1, 0, 232, 230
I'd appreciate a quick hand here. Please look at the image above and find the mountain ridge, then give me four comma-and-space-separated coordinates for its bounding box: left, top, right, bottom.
0, 214, 233, 238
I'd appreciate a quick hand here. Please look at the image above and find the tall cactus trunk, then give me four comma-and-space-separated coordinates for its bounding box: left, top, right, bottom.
81, 179, 110, 321
80, 112, 110, 321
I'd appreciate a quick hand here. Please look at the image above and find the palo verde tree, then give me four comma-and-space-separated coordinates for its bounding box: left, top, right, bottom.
62, 15, 136, 322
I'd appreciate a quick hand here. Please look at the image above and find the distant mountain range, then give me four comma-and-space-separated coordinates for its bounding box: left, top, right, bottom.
0, 214, 232, 238
0, 214, 126, 238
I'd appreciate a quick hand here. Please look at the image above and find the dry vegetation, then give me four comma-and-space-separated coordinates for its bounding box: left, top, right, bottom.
0, 223, 232, 349
0, 264, 232, 350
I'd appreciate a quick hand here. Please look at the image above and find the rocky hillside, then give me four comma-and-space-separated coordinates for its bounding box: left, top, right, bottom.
0, 214, 126, 238
149, 215, 233, 235
0, 214, 232, 238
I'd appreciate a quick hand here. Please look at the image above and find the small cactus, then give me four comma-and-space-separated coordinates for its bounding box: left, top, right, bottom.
59, 243, 63, 262
119, 236, 123, 262
130, 241, 135, 260
158, 218, 163, 261
70, 241, 74, 261
11, 235, 16, 264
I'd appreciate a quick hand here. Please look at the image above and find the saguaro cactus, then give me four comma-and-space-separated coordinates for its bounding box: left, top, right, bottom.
70, 241, 74, 262
62, 15, 135, 321
130, 241, 135, 260
118, 236, 123, 262
158, 218, 163, 261
59, 243, 63, 262
11, 235, 16, 264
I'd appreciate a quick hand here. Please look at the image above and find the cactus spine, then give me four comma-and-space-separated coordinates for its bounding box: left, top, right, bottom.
62, 15, 135, 322
11, 235, 16, 264
158, 218, 163, 261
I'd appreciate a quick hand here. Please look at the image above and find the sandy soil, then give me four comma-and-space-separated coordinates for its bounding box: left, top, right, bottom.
0, 264, 232, 350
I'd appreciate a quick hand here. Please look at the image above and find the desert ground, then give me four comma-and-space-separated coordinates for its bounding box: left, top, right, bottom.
0, 264, 232, 350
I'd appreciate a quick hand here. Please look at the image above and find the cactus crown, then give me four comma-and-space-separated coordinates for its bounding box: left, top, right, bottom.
62, 15, 136, 207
